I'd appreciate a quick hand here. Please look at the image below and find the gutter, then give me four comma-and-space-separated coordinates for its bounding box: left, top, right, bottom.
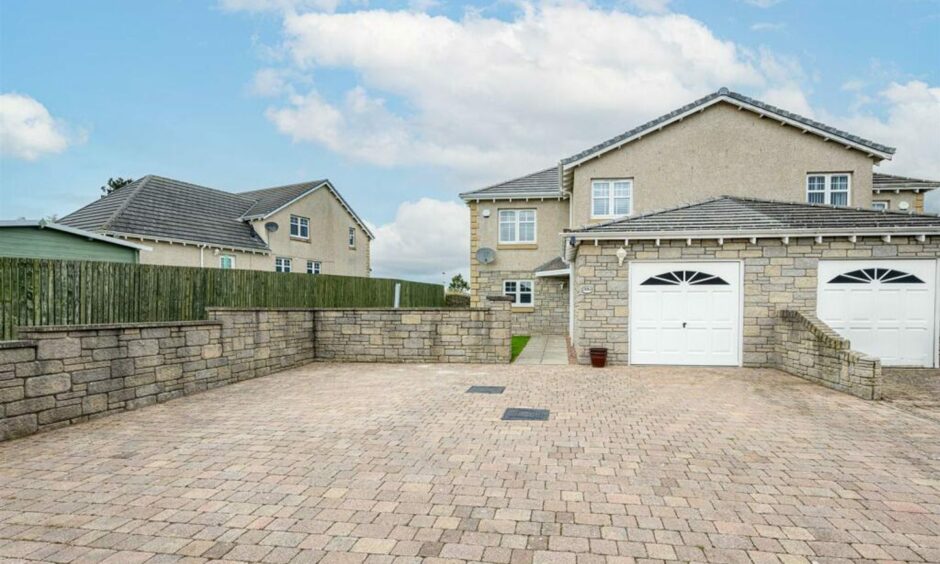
459, 191, 568, 202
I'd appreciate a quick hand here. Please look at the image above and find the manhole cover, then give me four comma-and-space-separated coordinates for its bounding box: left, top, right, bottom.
467, 386, 505, 394
502, 408, 549, 421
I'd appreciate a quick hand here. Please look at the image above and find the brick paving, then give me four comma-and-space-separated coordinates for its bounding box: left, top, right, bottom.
883, 368, 940, 423
1, 363, 939, 563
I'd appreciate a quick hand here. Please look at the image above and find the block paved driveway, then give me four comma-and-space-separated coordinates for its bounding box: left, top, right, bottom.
1, 364, 939, 564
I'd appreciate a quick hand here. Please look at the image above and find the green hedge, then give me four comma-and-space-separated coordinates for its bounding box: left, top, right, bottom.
0, 258, 444, 339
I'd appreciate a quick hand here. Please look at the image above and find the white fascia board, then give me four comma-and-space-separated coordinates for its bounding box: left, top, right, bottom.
535, 268, 571, 277
242, 180, 376, 240
460, 192, 567, 202
561, 95, 894, 174
105, 232, 271, 255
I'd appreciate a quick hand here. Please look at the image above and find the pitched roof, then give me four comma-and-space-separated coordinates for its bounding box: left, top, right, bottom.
873, 172, 940, 191
561, 88, 895, 172
570, 196, 940, 238
460, 167, 561, 200
239, 180, 375, 239
240, 180, 327, 218
60, 174, 374, 251
534, 256, 568, 273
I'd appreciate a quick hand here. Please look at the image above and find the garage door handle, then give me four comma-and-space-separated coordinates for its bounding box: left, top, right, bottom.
682, 322, 687, 328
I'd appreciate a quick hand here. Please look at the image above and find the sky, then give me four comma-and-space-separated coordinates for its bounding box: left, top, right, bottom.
1, 0, 938, 283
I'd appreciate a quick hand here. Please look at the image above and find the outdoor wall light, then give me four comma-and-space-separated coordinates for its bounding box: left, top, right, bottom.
616, 246, 628, 266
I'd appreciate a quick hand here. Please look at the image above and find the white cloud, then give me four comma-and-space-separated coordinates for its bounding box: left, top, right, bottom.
256, 3, 780, 185
837, 81, 940, 180
627, 0, 673, 14
370, 198, 469, 282
743, 0, 783, 7
750, 22, 785, 31
0, 93, 77, 160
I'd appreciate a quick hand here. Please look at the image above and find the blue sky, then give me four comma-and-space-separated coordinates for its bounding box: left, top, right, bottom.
1, 0, 938, 281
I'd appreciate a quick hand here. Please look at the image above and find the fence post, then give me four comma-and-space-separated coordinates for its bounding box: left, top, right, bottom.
394, 283, 401, 308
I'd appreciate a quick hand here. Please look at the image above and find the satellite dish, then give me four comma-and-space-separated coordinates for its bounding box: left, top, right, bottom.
265, 221, 279, 232
476, 247, 496, 264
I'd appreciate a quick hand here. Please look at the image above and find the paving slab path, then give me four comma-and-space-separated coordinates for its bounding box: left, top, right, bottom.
514, 335, 569, 365
1, 363, 939, 563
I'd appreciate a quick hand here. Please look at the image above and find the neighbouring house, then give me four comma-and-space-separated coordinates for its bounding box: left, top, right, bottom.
461, 88, 940, 368
59, 175, 374, 276
0, 219, 151, 262
872, 172, 940, 212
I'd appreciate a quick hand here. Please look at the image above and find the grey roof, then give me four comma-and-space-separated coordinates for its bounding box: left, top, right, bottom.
61, 176, 268, 251
534, 256, 568, 273
460, 167, 561, 199
239, 180, 327, 218
572, 196, 940, 236
873, 172, 940, 191
60, 174, 375, 251
561, 88, 896, 168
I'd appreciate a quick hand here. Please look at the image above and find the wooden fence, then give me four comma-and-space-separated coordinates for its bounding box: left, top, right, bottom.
0, 258, 444, 340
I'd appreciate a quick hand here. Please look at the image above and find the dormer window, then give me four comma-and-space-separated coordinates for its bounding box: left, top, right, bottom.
807, 173, 850, 206
592, 179, 632, 218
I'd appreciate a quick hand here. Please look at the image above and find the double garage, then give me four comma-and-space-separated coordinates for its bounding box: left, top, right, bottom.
627, 259, 939, 368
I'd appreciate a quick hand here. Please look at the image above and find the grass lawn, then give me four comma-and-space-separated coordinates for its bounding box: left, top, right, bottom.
511, 335, 531, 361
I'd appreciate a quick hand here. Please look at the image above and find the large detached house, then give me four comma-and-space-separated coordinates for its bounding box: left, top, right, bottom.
461, 88, 940, 368
61, 175, 374, 276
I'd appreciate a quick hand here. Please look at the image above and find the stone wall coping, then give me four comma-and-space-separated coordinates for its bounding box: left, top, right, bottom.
209, 307, 485, 312
0, 339, 36, 350
779, 310, 848, 350
17, 320, 223, 334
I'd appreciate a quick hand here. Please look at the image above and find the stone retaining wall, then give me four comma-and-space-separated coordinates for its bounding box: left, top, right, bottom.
314, 297, 512, 363
2, 304, 510, 441
0, 310, 313, 441
775, 310, 882, 400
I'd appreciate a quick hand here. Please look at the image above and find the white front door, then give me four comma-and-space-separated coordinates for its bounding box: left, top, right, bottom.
817, 260, 937, 367
629, 262, 741, 366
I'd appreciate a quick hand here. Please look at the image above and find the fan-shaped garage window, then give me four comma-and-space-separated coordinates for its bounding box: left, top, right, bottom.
640, 270, 730, 286
829, 268, 924, 284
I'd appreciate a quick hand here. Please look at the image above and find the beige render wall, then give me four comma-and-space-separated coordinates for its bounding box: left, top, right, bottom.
255, 187, 371, 277
570, 102, 877, 228
873, 191, 925, 213
135, 240, 272, 269
468, 198, 570, 310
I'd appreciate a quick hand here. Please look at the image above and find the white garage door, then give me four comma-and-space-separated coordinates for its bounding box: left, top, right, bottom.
630, 262, 741, 366
818, 260, 937, 367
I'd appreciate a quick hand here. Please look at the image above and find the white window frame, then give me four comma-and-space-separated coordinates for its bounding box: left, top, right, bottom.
497, 209, 537, 244
503, 280, 534, 307
307, 260, 321, 274
348, 227, 356, 248
275, 257, 292, 273
591, 179, 633, 219
289, 215, 310, 239
872, 200, 889, 211
219, 255, 235, 269
806, 173, 851, 206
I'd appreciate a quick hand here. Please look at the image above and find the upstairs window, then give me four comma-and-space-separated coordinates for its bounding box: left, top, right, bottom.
807, 173, 850, 206
503, 280, 533, 306
498, 209, 536, 243
592, 179, 632, 218
275, 257, 291, 273
348, 227, 356, 247
290, 215, 309, 239
307, 260, 321, 274
219, 255, 234, 269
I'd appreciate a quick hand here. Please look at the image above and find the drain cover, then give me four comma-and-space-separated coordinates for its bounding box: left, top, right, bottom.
467, 386, 505, 394
502, 408, 549, 421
